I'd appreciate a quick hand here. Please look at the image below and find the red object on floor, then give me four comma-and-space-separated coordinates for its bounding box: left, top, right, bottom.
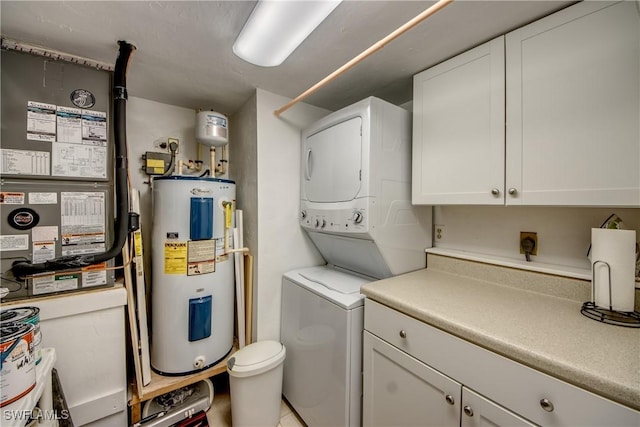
174, 411, 209, 427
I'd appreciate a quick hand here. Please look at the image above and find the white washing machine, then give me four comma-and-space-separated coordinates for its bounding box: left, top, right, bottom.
281, 265, 372, 427
283, 97, 432, 426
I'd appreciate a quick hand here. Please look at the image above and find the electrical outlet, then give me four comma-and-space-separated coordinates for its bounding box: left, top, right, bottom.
519, 231, 538, 256
435, 224, 446, 241
153, 137, 180, 154
167, 137, 180, 154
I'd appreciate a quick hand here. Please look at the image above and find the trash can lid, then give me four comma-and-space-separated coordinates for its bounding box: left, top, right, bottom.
226, 340, 286, 378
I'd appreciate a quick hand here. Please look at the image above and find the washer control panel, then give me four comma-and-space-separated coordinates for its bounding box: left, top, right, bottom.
300, 201, 371, 235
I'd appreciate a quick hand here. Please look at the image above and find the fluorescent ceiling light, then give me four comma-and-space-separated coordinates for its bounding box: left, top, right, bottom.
233, 0, 342, 67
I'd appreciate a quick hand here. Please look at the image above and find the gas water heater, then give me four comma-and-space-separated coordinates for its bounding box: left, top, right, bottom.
151, 176, 236, 375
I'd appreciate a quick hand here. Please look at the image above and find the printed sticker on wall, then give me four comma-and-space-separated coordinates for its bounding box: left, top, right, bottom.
56, 106, 82, 143
27, 101, 56, 142
31, 226, 58, 243
0, 149, 50, 176
81, 110, 107, 146
0, 192, 25, 204
33, 274, 78, 295
51, 142, 107, 178
32, 241, 55, 264
82, 263, 107, 288
28, 193, 57, 205
0, 235, 29, 252
164, 241, 188, 274
60, 192, 106, 256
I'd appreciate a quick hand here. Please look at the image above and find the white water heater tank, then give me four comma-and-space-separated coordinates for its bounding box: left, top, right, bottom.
151, 176, 236, 375
196, 111, 229, 146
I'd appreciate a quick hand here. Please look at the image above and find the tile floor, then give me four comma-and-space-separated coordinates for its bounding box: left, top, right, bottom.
206, 373, 306, 427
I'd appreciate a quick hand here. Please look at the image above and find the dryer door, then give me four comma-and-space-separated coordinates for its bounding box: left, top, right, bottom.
303, 116, 362, 202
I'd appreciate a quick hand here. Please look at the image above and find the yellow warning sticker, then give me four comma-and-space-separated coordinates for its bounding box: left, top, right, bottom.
133, 231, 143, 256
164, 241, 187, 274
225, 202, 232, 228
147, 159, 164, 168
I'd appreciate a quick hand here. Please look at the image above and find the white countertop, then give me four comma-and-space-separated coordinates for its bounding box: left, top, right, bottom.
361, 255, 640, 411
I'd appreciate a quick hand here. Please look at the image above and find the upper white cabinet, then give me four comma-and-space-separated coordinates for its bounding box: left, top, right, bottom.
506, 1, 639, 206
413, 1, 640, 206
412, 36, 505, 205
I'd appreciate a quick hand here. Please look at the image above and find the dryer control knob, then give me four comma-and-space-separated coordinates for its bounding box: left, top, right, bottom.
353, 211, 364, 224
301, 210, 307, 220
314, 219, 320, 228
321, 219, 327, 228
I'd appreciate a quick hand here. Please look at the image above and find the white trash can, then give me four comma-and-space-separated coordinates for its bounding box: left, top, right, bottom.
227, 340, 286, 427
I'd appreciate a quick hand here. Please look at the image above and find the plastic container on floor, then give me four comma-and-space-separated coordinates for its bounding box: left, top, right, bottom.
226, 341, 286, 427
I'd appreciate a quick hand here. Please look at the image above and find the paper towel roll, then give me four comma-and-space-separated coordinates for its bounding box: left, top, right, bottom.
591, 228, 636, 312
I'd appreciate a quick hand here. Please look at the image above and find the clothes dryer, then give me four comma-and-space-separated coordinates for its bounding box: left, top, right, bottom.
284, 97, 432, 426
281, 266, 372, 427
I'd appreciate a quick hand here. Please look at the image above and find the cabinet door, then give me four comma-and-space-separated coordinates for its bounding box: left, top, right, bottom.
506, 1, 640, 206
412, 36, 505, 205
461, 387, 536, 427
362, 331, 460, 427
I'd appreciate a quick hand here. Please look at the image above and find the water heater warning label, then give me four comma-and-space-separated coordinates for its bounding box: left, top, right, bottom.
187, 240, 216, 276
164, 241, 187, 274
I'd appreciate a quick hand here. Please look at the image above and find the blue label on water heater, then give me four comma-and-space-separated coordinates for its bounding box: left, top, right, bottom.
190, 197, 213, 240
189, 296, 212, 342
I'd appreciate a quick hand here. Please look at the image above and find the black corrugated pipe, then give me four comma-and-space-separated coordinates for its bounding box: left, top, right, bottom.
11, 41, 136, 279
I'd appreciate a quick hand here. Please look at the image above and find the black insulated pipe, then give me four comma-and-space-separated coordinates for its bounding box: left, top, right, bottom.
11, 41, 137, 279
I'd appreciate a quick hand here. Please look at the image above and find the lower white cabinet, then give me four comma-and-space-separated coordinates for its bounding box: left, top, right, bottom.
363, 331, 533, 427
363, 331, 460, 426
460, 387, 534, 427
363, 299, 640, 427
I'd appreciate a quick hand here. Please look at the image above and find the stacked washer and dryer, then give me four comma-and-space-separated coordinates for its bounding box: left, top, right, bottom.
281, 97, 432, 426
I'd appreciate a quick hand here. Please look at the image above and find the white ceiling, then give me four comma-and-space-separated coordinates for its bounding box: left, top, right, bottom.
0, 1, 576, 115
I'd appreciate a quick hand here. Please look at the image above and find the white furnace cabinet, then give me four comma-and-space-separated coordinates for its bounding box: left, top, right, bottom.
3, 287, 128, 426
412, 1, 640, 207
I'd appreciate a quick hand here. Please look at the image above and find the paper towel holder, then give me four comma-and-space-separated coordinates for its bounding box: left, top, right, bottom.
580, 260, 640, 328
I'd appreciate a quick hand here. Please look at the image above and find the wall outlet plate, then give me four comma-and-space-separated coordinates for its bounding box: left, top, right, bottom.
520, 231, 538, 255
167, 137, 180, 154
435, 224, 446, 241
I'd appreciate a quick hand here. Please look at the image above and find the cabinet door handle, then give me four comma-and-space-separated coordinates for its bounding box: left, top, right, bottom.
491, 188, 500, 196
508, 187, 518, 196
399, 330, 407, 339
445, 394, 455, 405
463, 406, 474, 417
540, 398, 554, 412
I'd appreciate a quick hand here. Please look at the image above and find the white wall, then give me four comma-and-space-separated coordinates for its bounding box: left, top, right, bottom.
127, 97, 196, 256
229, 94, 258, 339
433, 206, 639, 271
128, 93, 329, 344
126, 97, 231, 268
250, 89, 328, 341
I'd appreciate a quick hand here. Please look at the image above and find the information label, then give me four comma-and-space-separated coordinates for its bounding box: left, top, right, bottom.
0, 149, 50, 176
27, 101, 56, 142
52, 142, 107, 178
0, 192, 26, 204
164, 241, 188, 274
0, 235, 29, 252
61, 192, 106, 256
187, 240, 216, 275
56, 106, 82, 143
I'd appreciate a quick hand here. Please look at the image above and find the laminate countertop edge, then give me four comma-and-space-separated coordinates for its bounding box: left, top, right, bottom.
361, 267, 640, 412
